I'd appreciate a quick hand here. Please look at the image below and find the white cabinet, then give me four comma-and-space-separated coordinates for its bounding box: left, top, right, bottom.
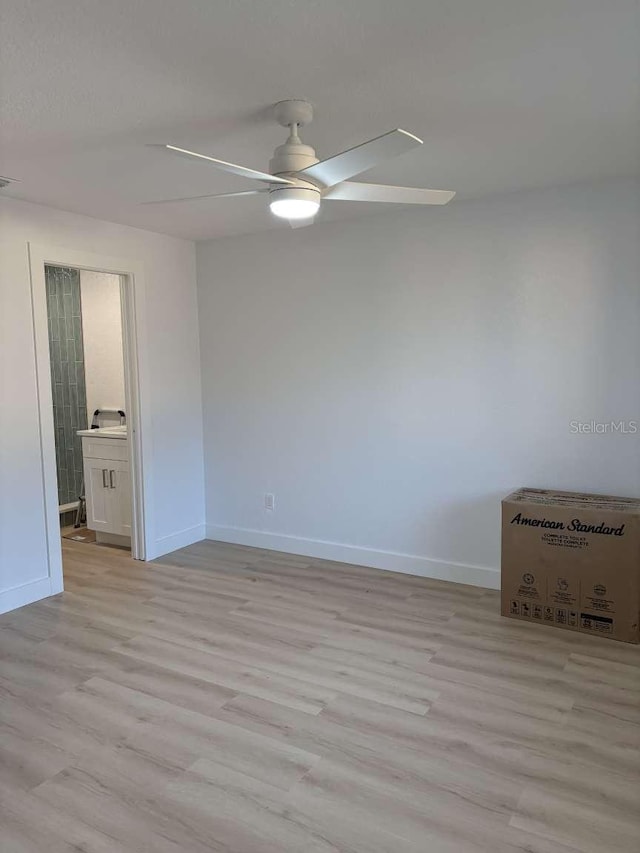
84, 459, 113, 532
80, 435, 131, 539
109, 460, 132, 538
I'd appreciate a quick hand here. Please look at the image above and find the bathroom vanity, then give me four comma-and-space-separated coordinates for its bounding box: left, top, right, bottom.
76, 425, 131, 547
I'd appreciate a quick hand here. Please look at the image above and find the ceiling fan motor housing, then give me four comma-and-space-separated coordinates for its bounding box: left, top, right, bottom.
269, 140, 319, 178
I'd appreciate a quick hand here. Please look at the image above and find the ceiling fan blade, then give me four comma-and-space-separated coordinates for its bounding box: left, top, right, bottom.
141, 189, 265, 205
163, 145, 296, 185
288, 216, 315, 229
323, 182, 455, 205
299, 129, 422, 188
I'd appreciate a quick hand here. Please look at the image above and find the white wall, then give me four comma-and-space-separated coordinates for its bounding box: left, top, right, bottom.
80, 270, 125, 425
0, 197, 205, 613
197, 180, 640, 589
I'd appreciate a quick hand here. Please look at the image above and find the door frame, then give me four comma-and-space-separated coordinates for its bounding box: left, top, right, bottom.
28, 244, 149, 592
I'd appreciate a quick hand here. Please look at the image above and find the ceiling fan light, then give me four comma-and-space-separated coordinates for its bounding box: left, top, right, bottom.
269, 186, 320, 220
270, 198, 319, 219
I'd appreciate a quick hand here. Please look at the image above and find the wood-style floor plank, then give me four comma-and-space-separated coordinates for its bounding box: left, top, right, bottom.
1, 536, 639, 852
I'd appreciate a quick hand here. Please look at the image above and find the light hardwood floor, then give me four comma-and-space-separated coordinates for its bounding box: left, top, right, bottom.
1, 537, 639, 852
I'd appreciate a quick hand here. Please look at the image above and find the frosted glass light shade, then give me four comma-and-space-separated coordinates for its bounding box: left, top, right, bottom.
269, 186, 320, 220
270, 198, 320, 219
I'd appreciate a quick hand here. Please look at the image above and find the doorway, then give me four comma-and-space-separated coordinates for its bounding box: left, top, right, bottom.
45, 265, 130, 552
29, 245, 147, 595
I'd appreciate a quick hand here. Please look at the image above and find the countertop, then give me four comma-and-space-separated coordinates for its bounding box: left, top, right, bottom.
76, 426, 128, 440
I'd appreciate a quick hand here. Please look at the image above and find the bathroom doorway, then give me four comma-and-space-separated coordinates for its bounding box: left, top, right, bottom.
44, 265, 130, 551
29, 244, 147, 595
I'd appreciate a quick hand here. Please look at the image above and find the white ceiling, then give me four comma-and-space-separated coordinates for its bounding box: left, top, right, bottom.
1, 0, 638, 241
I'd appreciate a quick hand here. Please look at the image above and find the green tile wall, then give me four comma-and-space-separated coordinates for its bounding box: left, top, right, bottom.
45, 265, 88, 507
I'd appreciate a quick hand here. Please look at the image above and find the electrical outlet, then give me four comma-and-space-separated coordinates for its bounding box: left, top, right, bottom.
264, 493, 275, 511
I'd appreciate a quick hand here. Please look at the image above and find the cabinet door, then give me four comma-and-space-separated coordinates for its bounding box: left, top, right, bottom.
106, 460, 132, 537
84, 459, 112, 532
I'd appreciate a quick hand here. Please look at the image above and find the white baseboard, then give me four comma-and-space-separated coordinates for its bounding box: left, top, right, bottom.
0, 576, 55, 615
206, 525, 500, 590
149, 523, 206, 560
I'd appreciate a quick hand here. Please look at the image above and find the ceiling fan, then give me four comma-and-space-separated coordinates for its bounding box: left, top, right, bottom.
146, 100, 455, 227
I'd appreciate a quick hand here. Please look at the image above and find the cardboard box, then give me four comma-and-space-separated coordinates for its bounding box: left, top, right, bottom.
501, 488, 640, 643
